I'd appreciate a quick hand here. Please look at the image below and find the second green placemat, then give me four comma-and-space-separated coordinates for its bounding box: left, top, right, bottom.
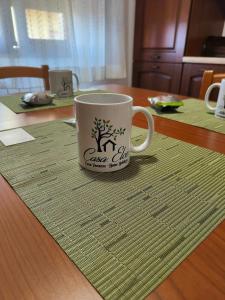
149, 98, 225, 134
0, 90, 105, 113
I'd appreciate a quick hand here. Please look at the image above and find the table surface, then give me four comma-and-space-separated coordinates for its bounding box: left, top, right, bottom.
0, 84, 224, 300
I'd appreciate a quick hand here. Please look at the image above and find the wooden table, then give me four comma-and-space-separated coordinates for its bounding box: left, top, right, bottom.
0, 85, 224, 300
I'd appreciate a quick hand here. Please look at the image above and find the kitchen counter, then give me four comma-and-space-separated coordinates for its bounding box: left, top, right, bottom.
182, 56, 225, 64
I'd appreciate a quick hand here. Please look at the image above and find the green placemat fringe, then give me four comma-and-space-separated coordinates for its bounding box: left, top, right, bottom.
0, 121, 224, 299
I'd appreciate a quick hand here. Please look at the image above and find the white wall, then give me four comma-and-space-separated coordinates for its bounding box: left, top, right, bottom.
81, 0, 135, 89
83, 0, 136, 88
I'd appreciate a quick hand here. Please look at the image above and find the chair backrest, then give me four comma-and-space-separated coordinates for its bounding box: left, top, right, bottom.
0, 65, 50, 90
199, 70, 225, 99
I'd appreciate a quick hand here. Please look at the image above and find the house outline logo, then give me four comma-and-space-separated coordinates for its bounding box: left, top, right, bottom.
102, 139, 117, 152
91, 117, 126, 152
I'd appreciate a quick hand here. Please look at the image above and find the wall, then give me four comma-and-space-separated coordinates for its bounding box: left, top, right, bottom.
91, 0, 136, 88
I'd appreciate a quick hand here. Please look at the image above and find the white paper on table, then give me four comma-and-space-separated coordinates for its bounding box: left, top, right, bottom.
77, 87, 97, 92
0, 128, 35, 146
63, 118, 76, 126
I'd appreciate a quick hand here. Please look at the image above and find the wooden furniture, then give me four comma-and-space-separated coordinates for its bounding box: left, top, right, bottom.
180, 63, 225, 98
199, 70, 225, 99
133, 0, 191, 93
0, 65, 50, 90
0, 84, 225, 300
185, 0, 225, 56
133, 0, 225, 94
132, 62, 182, 93
133, 0, 192, 63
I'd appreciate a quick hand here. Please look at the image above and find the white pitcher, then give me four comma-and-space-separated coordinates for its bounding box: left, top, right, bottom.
204, 78, 225, 118
49, 70, 79, 97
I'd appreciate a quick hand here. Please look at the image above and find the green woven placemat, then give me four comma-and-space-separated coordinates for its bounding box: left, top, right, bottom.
0, 90, 104, 113
149, 98, 225, 134
0, 121, 224, 300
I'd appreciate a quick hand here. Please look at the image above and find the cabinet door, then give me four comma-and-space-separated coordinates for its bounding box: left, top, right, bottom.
180, 63, 225, 98
133, 62, 182, 94
133, 0, 191, 63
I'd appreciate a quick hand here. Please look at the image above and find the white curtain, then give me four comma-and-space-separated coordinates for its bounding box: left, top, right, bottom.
0, 0, 135, 94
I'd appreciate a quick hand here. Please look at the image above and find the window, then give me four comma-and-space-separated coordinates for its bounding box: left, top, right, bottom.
0, 0, 129, 87
25, 9, 65, 40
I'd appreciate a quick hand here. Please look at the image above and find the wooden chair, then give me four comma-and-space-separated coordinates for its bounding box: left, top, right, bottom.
0, 65, 50, 90
199, 70, 225, 99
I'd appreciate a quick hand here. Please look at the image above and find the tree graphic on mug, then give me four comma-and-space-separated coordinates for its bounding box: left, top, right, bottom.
61, 77, 72, 91
91, 118, 126, 152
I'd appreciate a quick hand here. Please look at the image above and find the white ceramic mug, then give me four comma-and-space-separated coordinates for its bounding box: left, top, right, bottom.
74, 93, 154, 172
204, 78, 225, 118
49, 70, 79, 97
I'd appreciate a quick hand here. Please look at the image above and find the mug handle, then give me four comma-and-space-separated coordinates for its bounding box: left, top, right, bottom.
72, 73, 80, 91
205, 83, 220, 112
130, 106, 154, 152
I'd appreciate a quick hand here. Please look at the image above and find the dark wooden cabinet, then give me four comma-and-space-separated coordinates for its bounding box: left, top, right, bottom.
180, 63, 225, 98
133, 62, 182, 93
133, 0, 191, 93
132, 0, 225, 95
133, 0, 191, 64
185, 0, 225, 56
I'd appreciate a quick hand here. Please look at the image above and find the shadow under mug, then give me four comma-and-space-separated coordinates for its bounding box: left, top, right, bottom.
74, 93, 154, 172
49, 70, 79, 97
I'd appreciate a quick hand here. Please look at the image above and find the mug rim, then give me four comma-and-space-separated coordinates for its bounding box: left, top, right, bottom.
74, 92, 133, 106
